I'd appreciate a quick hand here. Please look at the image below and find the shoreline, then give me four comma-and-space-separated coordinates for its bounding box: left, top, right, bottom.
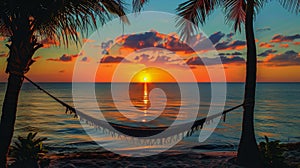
30, 142, 299, 168
43, 151, 240, 168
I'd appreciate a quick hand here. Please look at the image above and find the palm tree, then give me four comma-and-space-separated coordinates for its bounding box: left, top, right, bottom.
0, 0, 137, 167
177, 0, 299, 167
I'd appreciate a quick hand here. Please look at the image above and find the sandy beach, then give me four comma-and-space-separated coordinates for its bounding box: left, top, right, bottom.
38, 142, 299, 168
43, 151, 240, 168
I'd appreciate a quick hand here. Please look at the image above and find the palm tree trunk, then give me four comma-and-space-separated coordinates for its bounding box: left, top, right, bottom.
0, 73, 24, 168
0, 22, 38, 166
237, 0, 262, 167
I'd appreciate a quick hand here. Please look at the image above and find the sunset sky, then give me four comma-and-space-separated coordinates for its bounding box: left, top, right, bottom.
0, 0, 300, 82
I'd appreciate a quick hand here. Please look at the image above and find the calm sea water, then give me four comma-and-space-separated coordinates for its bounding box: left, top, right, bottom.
0, 83, 299, 154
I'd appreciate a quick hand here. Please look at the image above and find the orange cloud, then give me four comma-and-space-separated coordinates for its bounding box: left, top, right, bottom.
264, 50, 300, 66
83, 38, 95, 43
270, 34, 300, 43
293, 42, 300, 45
259, 42, 274, 48
279, 44, 289, 48
33, 56, 42, 61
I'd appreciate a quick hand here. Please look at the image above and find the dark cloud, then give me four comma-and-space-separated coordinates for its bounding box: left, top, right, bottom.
192, 38, 215, 51
100, 56, 130, 63
266, 50, 300, 66
58, 70, 65, 73
226, 32, 235, 39
81, 57, 91, 62
209, 31, 225, 44
220, 56, 245, 64
232, 51, 242, 55
186, 57, 205, 65
215, 40, 246, 50
256, 27, 271, 32
271, 34, 300, 43
191, 32, 225, 51
219, 52, 242, 56
120, 31, 194, 53
186, 56, 245, 66
153, 55, 170, 63
108, 30, 246, 54
47, 53, 82, 62
101, 40, 114, 55
258, 49, 277, 57
131, 54, 181, 65
136, 54, 152, 63
123, 31, 161, 48
101, 40, 114, 49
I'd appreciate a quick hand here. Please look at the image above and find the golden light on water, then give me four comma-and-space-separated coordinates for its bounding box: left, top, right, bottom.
143, 82, 149, 122
130, 67, 177, 122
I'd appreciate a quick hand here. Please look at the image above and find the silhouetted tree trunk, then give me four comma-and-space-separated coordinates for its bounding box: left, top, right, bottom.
237, 0, 263, 167
0, 74, 24, 167
0, 18, 41, 167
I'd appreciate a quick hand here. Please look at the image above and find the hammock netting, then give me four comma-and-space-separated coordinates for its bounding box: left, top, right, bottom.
24, 76, 243, 145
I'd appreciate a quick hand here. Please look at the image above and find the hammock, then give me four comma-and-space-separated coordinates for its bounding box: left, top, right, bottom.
24, 76, 243, 142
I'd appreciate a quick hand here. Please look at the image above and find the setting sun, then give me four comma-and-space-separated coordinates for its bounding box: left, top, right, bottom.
131, 67, 177, 83
143, 76, 150, 82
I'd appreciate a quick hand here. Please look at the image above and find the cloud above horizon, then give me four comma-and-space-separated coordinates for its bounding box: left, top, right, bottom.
119, 31, 195, 53
47, 53, 82, 62
186, 55, 245, 66
270, 34, 300, 43
258, 49, 278, 57
279, 44, 289, 48
257, 27, 271, 32
102, 30, 245, 55
215, 40, 246, 50
219, 51, 243, 56
265, 50, 300, 66
259, 42, 274, 48
100, 55, 130, 63
209, 31, 225, 44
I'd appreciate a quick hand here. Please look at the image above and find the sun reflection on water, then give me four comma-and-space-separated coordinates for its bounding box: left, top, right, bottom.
143, 82, 149, 122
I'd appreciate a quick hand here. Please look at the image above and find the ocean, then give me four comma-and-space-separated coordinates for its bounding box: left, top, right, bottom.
0, 83, 299, 154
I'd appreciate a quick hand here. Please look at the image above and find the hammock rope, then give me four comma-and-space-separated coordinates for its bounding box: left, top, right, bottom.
24, 76, 243, 141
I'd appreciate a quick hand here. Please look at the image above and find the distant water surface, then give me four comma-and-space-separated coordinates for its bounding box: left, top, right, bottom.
0, 83, 299, 153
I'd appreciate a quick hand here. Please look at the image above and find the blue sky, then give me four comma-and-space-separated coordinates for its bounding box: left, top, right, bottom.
0, 1, 299, 82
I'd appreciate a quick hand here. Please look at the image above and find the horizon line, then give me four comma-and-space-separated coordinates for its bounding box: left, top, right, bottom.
1, 81, 300, 84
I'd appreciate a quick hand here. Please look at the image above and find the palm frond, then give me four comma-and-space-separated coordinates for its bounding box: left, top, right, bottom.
176, 0, 221, 41
279, 0, 300, 13
177, 0, 221, 25
251, 0, 269, 24
0, 0, 129, 46
132, 0, 149, 12
224, 0, 246, 32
